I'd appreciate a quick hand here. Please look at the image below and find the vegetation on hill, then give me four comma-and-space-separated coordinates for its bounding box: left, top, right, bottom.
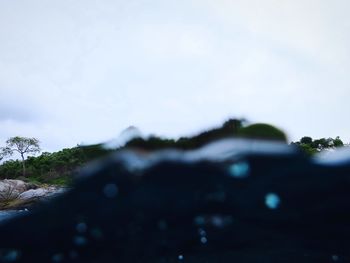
0, 119, 347, 185
125, 119, 245, 150
237, 123, 287, 142
291, 136, 345, 156
0, 145, 113, 185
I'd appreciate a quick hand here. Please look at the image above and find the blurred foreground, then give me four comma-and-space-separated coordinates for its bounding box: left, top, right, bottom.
0, 138, 349, 262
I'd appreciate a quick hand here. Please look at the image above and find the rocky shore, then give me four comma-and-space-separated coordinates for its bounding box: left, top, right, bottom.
0, 179, 66, 210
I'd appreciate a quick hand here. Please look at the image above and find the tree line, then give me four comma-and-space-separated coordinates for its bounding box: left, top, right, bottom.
291, 136, 345, 155
0, 119, 347, 185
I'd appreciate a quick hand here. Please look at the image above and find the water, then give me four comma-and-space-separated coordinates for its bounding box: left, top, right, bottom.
0, 210, 26, 222
0, 139, 350, 262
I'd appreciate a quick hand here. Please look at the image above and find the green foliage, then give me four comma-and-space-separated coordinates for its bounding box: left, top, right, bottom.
297, 143, 318, 156
0, 159, 22, 178
79, 144, 115, 160
1, 136, 41, 176
300, 136, 313, 144
0, 120, 346, 186
292, 136, 345, 155
0, 143, 113, 185
124, 118, 245, 150
125, 137, 176, 150
333, 136, 344, 147
237, 123, 287, 142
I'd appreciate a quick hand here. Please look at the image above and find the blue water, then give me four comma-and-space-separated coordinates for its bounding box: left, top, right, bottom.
0, 210, 26, 222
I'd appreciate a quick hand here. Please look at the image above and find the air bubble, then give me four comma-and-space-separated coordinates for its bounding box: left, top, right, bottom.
0, 249, 21, 262
178, 255, 184, 260
332, 255, 339, 261
211, 215, 233, 228
193, 216, 205, 226
229, 162, 250, 178
198, 228, 206, 236
103, 183, 118, 198
73, 236, 87, 247
265, 193, 281, 209
76, 222, 87, 233
200, 237, 208, 244
51, 253, 64, 262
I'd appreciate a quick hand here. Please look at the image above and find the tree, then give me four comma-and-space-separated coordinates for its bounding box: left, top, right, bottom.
292, 136, 346, 155
300, 136, 313, 144
237, 123, 287, 142
333, 136, 344, 147
1, 136, 41, 176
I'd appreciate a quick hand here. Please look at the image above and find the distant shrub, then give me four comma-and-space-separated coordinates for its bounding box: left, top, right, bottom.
237, 123, 287, 142
292, 136, 345, 156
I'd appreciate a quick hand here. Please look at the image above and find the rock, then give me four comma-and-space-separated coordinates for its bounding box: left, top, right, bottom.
0, 179, 28, 192
18, 187, 65, 200
0, 180, 29, 200
18, 188, 50, 199
0, 179, 65, 209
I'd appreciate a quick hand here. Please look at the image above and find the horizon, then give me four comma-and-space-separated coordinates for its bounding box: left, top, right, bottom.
1, 0, 350, 153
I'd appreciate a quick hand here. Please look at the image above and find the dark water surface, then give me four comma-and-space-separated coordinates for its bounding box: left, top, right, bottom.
0, 139, 350, 262
0, 211, 24, 222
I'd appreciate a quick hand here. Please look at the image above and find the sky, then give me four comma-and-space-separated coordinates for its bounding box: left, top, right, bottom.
1, 0, 350, 152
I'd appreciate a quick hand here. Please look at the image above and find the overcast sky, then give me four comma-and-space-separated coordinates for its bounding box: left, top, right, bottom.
1, 0, 350, 152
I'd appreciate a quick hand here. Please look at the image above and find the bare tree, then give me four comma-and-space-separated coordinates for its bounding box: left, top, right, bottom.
1, 136, 41, 176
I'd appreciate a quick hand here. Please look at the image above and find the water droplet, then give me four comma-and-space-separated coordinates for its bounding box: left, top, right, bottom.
265, 193, 281, 209
178, 254, 184, 260
76, 222, 87, 233
193, 216, 205, 226
73, 236, 87, 247
103, 183, 118, 198
229, 161, 250, 178
198, 228, 206, 236
211, 215, 233, 228
194, 214, 233, 228
332, 255, 339, 261
0, 249, 21, 262
51, 253, 64, 262
200, 236, 208, 244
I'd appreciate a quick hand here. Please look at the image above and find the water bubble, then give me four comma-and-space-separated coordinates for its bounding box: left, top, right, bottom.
198, 228, 206, 236
103, 183, 118, 198
211, 215, 233, 228
229, 161, 250, 178
200, 236, 208, 244
265, 193, 281, 209
178, 255, 184, 261
73, 236, 87, 247
51, 253, 64, 262
332, 255, 339, 261
194, 215, 233, 228
193, 216, 205, 226
76, 222, 87, 233
0, 249, 21, 262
